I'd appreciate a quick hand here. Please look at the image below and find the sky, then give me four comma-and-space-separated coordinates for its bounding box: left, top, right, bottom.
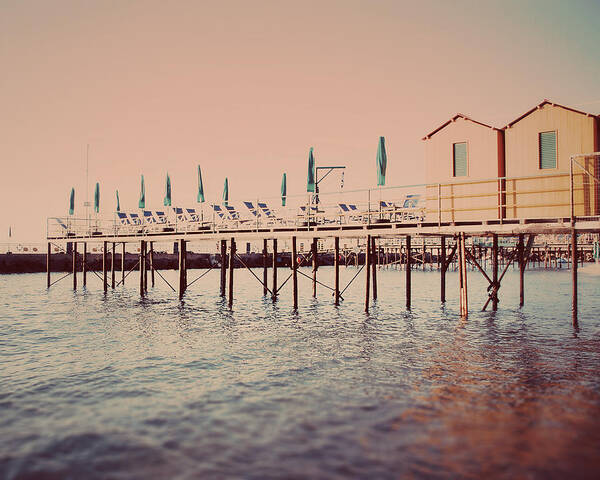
1, 0, 600, 242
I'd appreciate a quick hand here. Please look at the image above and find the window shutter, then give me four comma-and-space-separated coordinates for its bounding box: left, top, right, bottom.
539, 131, 557, 169
453, 143, 467, 177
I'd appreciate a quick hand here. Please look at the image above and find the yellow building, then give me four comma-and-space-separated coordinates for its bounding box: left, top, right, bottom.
423, 114, 504, 222
503, 100, 599, 219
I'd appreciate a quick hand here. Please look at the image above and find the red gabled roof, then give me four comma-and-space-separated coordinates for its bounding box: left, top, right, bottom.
503, 99, 598, 129
422, 113, 499, 140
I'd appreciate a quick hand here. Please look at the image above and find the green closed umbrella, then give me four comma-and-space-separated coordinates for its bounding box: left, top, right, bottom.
139, 175, 145, 209
281, 172, 287, 206
164, 173, 172, 206
116, 190, 120, 212
222, 177, 229, 206
197, 165, 205, 203
94, 182, 100, 213
69, 188, 75, 215
376, 136, 387, 186
307, 147, 315, 193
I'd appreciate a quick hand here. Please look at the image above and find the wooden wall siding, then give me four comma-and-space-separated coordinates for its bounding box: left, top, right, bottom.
504, 103, 598, 217
425, 117, 500, 221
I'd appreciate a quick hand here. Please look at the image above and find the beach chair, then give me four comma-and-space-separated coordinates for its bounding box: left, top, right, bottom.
338, 203, 363, 224
400, 194, 425, 221
224, 205, 241, 220
184, 208, 200, 222
243, 201, 260, 218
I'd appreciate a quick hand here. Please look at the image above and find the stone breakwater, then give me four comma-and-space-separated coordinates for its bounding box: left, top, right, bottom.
0, 252, 337, 274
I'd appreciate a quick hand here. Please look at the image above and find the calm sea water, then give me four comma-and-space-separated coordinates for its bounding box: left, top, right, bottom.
1, 266, 600, 479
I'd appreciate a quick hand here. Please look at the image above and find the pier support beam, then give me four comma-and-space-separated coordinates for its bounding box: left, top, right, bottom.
228, 238, 236, 307
143, 241, 148, 293
518, 234, 525, 307
459, 233, 468, 317
334, 237, 340, 306
102, 241, 108, 293
46, 242, 51, 288
72, 242, 77, 290
440, 236, 446, 302
178, 239, 186, 299
111, 242, 116, 289
150, 242, 155, 288
312, 238, 318, 297
272, 239, 278, 301
263, 239, 268, 296
82, 243, 87, 287
365, 235, 371, 313
219, 240, 227, 297
121, 243, 126, 286
572, 229, 578, 327
406, 236, 411, 309
492, 234, 499, 311
292, 236, 298, 310
371, 236, 377, 301
139, 240, 145, 297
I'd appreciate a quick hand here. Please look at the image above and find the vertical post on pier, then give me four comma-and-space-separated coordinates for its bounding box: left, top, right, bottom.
365, 235, 371, 313
440, 236, 446, 302
334, 237, 340, 306
220, 239, 227, 297
149, 242, 155, 288
178, 239, 186, 299
518, 234, 525, 307
571, 229, 578, 327
263, 239, 268, 296
111, 242, 116, 289
492, 234, 499, 311
406, 236, 412, 309
143, 241, 148, 293
422, 242, 426, 270
46, 242, 51, 288
228, 238, 235, 308
139, 240, 145, 297
102, 241, 108, 293
312, 238, 318, 297
82, 242, 87, 287
72, 242, 78, 290
292, 236, 298, 310
121, 243, 125, 286
272, 238, 278, 301
371, 236, 377, 301
459, 233, 468, 317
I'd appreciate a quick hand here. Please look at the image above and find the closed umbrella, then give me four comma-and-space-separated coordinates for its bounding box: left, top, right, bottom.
376, 136, 387, 186
139, 175, 145, 209
222, 178, 229, 206
116, 190, 120, 212
69, 188, 75, 215
281, 173, 287, 206
94, 182, 100, 213
307, 147, 315, 193
164, 173, 172, 206
197, 165, 205, 203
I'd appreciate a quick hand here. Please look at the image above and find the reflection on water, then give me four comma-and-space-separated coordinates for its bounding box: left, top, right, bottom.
0, 268, 599, 479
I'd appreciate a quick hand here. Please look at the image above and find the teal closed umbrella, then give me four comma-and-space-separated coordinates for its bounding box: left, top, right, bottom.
281, 173, 287, 206
307, 147, 315, 193
376, 136, 387, 186
222, 178, 229, 206
197, 165, 205, 203
94, 182, 100, 213
164, 173, 172, 206
139, 175, 145, 209
116, 190, 120, 212
69, 188, 75, 215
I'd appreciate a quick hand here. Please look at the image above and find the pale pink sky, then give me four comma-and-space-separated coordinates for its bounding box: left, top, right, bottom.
1, 0, 599, 241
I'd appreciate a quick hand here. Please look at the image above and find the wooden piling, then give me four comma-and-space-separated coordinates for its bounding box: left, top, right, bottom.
292, 236, 298, 310
220, 239, 227, 297
143, 241, 148, 293
111, 242, 116, 289
334, 237, 340, 306
371, 236, 377, 301
46, 242, 51, 288
459, 233, 468, 317
149, 242, 155, 288
572, 230, 578, 327
263, 239, 268, 296
440, 236, 446, 302
312, 238, 318, 297
228, 238, 235, 307
72, 242, 77, 290
492, 234, 499, 311
406, 236, 411, 309
272, 238, 278, 301
365, 235, 371, 313
102, 241, 108, 293
178, 239, 186, 298
81, 242, 87, 287
121, 243, 125, 286
139, 240, 145, 296
518, 234, 525, 307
